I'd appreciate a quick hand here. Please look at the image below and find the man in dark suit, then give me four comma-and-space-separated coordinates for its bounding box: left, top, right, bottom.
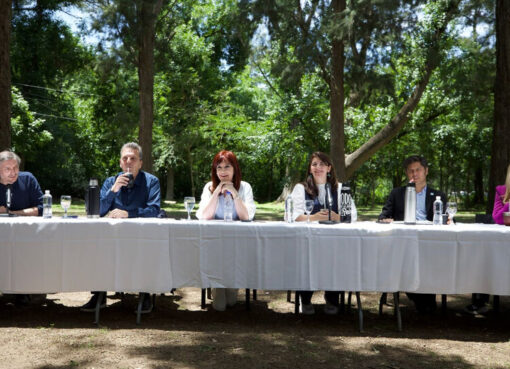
379, 155, 447, 313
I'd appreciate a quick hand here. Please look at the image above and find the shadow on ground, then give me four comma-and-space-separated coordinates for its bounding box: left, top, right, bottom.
1, 290, 509, 369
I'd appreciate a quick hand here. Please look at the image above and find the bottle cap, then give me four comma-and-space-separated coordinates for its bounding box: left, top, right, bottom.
436, 196, 441, 200
45, 190, 50, 194
407, 182, 416, 187
89, 178, 98, 186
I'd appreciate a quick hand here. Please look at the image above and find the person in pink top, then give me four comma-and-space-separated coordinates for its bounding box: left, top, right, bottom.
492, 164, 510, 225
465, 164, 510, 315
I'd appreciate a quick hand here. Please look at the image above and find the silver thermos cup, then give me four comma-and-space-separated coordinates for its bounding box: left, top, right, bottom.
404, 182, 416, 224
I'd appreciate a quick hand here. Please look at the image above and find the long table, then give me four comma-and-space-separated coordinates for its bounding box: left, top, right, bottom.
1, 218, 509, 295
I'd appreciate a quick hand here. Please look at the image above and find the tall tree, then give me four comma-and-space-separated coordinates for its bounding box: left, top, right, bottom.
138, 0, 164, 173
87, 0, 165, 173
0, 0, 12, 150
488, 0, 510, 211
254, 0, 460, 181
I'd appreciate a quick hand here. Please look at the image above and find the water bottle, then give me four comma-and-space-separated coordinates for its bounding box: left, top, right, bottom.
285, 194, 294, 223
86, 178, 100, 218
224, 191, 233, 222
340, 183, 352, 223
433, 196, 443, 225
42, 190, 52, 218
404, 182, 416, 224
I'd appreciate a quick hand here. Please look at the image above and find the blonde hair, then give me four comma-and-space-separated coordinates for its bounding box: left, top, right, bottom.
505, 164, 510, 203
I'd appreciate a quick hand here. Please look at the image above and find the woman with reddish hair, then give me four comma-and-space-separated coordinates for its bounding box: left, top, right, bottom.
196, 150, 256, 310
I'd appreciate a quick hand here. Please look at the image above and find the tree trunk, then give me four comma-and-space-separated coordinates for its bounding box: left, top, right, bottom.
138, 0, 164, 173
165, 166, 174, 201
276, 162, 292, 202
329, 0, 346, 181
0, 0, 11, 150
488, 0, 510, 213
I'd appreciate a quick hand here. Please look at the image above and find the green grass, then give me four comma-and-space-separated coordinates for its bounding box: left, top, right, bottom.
54, 200, 481, 222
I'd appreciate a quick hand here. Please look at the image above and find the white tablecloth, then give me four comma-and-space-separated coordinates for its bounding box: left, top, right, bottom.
0, 218, 509, 295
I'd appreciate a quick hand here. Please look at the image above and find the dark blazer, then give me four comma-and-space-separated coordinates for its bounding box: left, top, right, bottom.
379, 185, 447, 221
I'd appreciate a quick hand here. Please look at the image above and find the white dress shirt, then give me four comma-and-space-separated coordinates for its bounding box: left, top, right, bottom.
290, 183, 357, 222
196, 181, 256, 220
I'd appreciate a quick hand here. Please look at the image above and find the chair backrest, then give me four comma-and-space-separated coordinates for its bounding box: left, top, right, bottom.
475, 213, 494, 224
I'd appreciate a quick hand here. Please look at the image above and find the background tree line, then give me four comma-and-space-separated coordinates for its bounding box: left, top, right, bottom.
0, 0, 508, 211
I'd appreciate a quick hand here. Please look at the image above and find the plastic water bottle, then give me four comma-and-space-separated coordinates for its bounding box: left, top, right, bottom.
433, 196, 443, 225
285, 194, 294, 223
42, 190, 52, 218
224, 191, 233, 222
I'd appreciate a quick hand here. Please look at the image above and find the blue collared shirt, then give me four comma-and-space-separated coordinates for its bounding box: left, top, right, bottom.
416, 185, 427, 221
100, 171, 161, 218
0, 172, 43, 215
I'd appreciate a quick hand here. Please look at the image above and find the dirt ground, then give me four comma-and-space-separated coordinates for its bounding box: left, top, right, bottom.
0, 289, 509, 369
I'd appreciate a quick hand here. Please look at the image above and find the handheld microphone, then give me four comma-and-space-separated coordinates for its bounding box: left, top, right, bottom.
6, 184, 12, 211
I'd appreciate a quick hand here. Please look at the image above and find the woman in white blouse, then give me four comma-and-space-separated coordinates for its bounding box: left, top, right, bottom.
196, 150, 256, 311
290, 151, 356, 315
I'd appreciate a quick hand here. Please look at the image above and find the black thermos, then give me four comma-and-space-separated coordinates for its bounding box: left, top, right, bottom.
86, 178, 100, 218
340, 182, 352, 223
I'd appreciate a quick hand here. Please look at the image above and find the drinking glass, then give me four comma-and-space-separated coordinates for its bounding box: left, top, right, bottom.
446, 202, 457, 224
60, 195, 71, 218
304, 200, 314, 223
184, 196, 196, 220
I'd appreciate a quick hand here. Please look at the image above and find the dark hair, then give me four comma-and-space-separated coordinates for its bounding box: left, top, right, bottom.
403, 155, 428, 171
210, 150, 241, 193
302, 151, 338, 197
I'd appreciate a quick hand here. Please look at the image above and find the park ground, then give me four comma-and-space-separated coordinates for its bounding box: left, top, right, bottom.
0, 202, 508, 369
0, 290, 509, 369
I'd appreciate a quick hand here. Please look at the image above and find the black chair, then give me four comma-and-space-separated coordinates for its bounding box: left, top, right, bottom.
472, 214, 499, 312
134, 209, 170, 324
201, 288, 257, 310
291, 291, 364, 332
475, 213, 495, 224
379, 291, 448, 331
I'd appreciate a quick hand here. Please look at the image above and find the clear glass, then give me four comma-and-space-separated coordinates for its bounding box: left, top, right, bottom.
184, 196, 195, 220
60, 195, 71, 218
304, 200, 314, 223
446, 202, 457, 224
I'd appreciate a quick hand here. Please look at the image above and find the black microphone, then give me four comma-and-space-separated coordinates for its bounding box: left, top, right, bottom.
6, 184, 12, 212
325, 182, 332, 221
318, 182, 337, 224
325, 182, 333, 211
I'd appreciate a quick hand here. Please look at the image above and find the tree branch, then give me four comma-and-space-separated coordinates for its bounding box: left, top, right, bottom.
344, 0, 461, 178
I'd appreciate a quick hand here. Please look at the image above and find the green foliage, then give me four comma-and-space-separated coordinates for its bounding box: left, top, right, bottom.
11, 86, 53, 163
7, 0, 496, 208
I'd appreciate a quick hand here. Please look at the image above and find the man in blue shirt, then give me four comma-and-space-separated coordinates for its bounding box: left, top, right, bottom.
99, 142, 160, 218
81, 142, 161, 314
0, 151, 43, 216
0, 151, 43, 306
